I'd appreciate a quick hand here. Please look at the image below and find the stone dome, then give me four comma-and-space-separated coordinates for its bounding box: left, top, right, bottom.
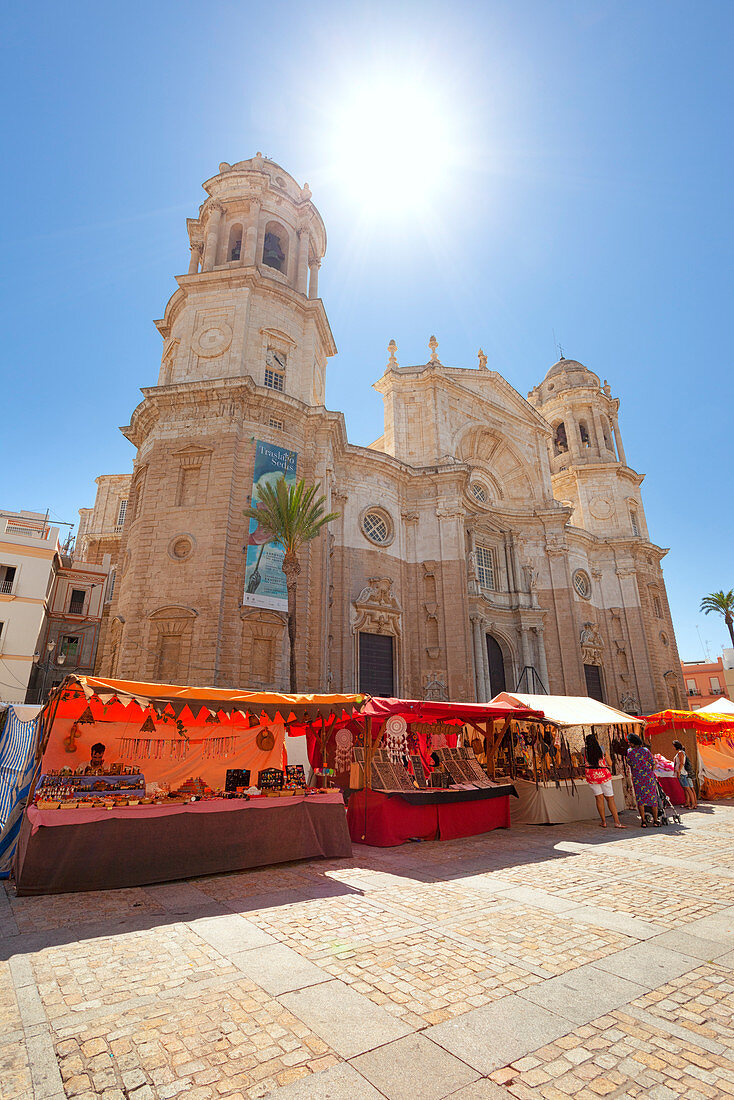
541, 358, 601, 392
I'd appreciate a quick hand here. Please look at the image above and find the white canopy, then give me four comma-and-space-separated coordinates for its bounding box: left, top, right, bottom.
694, 697, 734, 715
491, 692, 643, 728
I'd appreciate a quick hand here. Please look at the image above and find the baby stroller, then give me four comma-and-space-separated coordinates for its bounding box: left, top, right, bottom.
643, 779, 682, 827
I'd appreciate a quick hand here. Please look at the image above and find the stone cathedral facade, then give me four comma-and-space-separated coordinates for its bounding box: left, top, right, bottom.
78, 154, 686, 714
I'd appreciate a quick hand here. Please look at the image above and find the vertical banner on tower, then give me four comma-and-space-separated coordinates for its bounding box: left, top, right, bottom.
243, 440, 298, 611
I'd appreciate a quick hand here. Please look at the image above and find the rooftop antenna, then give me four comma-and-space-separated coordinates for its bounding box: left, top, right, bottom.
696, 625, 712, 662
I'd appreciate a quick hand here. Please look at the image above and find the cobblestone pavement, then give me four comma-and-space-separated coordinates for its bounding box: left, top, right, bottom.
2, 802, 734, 1099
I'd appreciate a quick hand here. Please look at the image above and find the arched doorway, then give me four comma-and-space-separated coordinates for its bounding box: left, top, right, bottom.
486, 634, 507, 696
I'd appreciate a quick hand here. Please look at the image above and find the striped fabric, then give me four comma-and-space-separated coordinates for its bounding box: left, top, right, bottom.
0, 705, 41, 877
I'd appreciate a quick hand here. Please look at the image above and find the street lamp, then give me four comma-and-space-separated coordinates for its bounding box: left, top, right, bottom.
32, 640, 66, 703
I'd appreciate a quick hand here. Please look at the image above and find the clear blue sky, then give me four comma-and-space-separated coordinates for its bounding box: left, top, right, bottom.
2, 0, 732, 662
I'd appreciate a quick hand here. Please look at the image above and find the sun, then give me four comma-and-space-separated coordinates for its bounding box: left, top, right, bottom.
328, 78, 455, 213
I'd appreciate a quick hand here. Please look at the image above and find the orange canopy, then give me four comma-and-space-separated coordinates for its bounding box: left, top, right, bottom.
644, 708, 734, 743
37, 676, 367, 793
52, 675, 366, 724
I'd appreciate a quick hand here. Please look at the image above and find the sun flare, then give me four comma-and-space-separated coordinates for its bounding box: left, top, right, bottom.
329, 78, 454, 213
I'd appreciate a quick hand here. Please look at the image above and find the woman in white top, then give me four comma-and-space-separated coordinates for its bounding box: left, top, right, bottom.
672, 740, 697, 809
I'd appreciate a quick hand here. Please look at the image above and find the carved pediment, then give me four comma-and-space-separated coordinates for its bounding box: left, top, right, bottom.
580, 621, 603, 665
354, 577, 401, 612
351, 577, 402, 636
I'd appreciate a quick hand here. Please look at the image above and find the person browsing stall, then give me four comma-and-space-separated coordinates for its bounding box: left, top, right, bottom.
672, 740, 697, 809
584, 732, 626, 829
626, 733, 659, 827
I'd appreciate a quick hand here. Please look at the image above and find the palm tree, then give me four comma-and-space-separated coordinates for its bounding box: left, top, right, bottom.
700, 589, 734, 648
244, 477, 339, 692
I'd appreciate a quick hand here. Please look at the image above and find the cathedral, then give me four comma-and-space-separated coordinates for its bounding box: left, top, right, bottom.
77, 154, 686, 714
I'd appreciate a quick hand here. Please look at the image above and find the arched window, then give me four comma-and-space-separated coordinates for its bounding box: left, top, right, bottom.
649, 587, 663, 618
228, 223, 243, 261
262, 221, 288, 273
579, 420, 591, 448
553, 422, 568, 455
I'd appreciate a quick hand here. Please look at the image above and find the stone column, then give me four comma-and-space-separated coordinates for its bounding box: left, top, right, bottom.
519, 625, 531, 675
296, 229, 310, 294
612, 416, 627, 465
533, 626, 549, 692
202, 204, 223, 271
308, 259, 321, 299
481, 626, 492, 698
566, 413, 582, 461
188, 244, 201, 275
591, 409, 606, 456
509, 533, 522, 594
471, 615, 485, 701
243, 201, 261, 266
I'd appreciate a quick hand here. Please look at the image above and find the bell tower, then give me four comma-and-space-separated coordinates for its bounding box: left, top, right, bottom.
527, 358, 646, 540
156, 154, 334, 407
101, 157, 336, 686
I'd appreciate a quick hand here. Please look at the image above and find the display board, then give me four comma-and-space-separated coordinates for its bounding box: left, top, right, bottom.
243, 440, 298, 611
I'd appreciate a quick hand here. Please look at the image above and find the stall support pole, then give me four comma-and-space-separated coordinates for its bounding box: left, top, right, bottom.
362, 716, 373, 841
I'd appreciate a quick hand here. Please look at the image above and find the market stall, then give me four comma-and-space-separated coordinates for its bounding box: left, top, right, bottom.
645, 708, 734, 801
322, 696, 546, 846
0, 704, 43, 877
13, 676, 365, 894
490, 693, 643, 824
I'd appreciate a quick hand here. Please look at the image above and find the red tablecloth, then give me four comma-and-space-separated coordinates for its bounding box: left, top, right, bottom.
27, 792, 342, 833
348, 789, 511, 846
15, 793, 351, 895
656, 775, 686, 806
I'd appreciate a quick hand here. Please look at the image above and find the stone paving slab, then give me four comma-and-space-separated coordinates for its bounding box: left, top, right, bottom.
678, 906, 734, 943
516, 962, 646, 1024
647, 927, 734, 961
232, 943, 332, 995
350, 1032, 479, 1100
592, 940, 700, 987
425, 994, 572, 1073
280, 978, 413, 1058
190, 912, 277, 954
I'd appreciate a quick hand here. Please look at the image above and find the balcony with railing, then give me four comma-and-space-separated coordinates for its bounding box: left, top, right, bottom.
2, 517, 49, 539
79, 524, 125, 542
0, 579, 14, 595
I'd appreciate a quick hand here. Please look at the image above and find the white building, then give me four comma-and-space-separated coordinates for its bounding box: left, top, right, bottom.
0, 512, 60, 702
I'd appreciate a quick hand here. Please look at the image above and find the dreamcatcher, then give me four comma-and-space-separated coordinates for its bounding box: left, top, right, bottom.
385, 715, 409, 764
335, 727, 353, 772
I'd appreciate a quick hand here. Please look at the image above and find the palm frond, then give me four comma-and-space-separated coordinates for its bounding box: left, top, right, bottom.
700, 589, 734, 615
243, 476, 339, 554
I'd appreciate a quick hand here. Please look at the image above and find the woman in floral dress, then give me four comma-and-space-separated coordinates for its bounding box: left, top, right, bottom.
626, 733, 659, 826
